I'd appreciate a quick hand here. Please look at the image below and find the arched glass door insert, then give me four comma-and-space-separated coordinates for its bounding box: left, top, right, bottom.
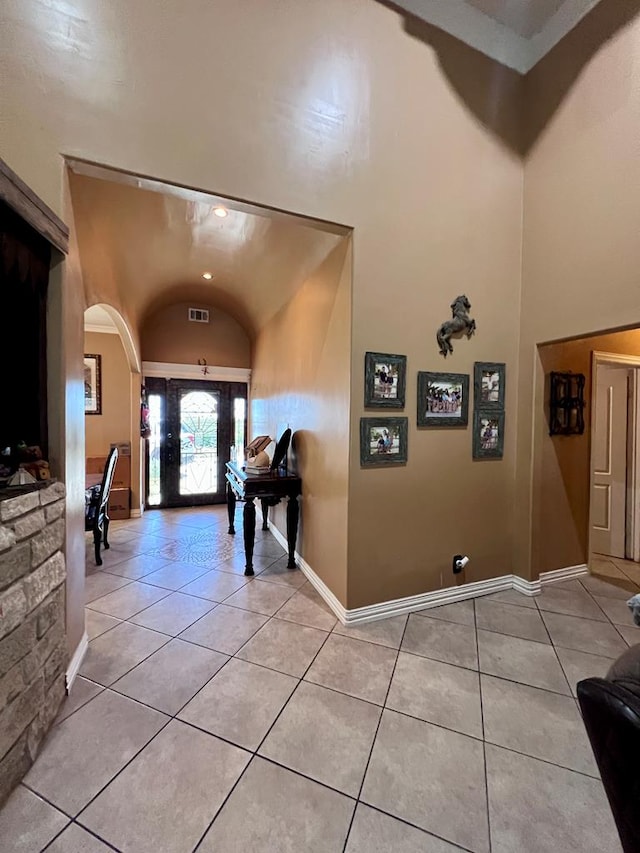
178, 390, 219, 496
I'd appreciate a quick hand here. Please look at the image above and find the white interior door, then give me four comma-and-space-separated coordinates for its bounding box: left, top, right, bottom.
591, 364, 629, 558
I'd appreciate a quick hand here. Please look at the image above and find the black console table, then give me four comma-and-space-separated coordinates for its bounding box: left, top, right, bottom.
225, 461, 302, 576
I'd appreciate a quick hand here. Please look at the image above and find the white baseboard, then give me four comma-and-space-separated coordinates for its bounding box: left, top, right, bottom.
539, 563, 588, 585
513, 574, 542, 596
66, 632, 88, 693
266, 521, 585, 625
267, 520, 349, 622
299, 554, 349, 622
342, 575, 522, 625
130, 509, 142, 518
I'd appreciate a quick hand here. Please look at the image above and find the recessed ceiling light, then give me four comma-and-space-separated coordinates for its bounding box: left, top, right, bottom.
202, 272, 213, 280
213, 206, 228, 218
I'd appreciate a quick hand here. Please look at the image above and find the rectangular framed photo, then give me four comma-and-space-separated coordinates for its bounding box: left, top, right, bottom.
360, 417, 408, 466
417, 371, 469, 427
364, 351, 406, 408
84, 354, 102, 415
473, 410, 505, 459
474, 362, 506, 411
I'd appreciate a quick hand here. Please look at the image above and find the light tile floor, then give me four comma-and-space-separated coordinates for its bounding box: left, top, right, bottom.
1, 510, 636, 852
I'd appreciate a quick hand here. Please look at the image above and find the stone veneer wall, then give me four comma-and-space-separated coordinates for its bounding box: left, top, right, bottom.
0, 481, 67, 806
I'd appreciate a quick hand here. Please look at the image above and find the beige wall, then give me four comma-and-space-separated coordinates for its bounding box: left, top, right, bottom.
50, 174, 87, 657
251, 240, 352, 604
517, 3, 640, 578
84, 332, 132, 457
141, 303, 251, 367
346, 45, 522, 607
2, 0, 525, 626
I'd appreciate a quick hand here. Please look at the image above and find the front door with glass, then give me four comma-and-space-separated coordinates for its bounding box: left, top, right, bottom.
145, 378, 247, 508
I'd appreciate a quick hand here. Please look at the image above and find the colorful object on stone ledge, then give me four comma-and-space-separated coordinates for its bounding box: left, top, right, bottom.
16, 443, 51, 481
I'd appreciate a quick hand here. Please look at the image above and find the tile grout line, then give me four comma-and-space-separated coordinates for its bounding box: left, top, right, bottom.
85, 583, 173, 616
67, 683, 244, 849
193, 747, 479, 853
246, 612, 334, 755
618, 563, 640, 586
84, 617, 125, 643
77, 629, 175, 700
108, 651, 236, 722
536, 599, 632, 657
105, 594, 594, 708
342, 800, 476, 853
172, 596, 299, 736
90, 545, 279, 588
53, 680, 106, 727
340, 614, 411, 853
83, 569, 607, 726
475, 599, 493, 853
19, 782, 74, 820
41, 818, 121, 852
475, 739, 603, 782
576, 573, 638, 647
170, 664, 606, 782
84, 533, 290, 652
394, 639, 577, 699
90, 521, 265, 571
190, 606, 336, 852
252, 589, 610, 760
534, 594, 575, 701
124, 600, 220, 637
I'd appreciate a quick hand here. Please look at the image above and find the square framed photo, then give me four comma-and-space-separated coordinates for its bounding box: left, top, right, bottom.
364, 352, 406, 408
474, 362, 506, 410
84, 354, 102, 415
473, 410, 505, 459
360, 417, 408, 466
417, 372, 469, 427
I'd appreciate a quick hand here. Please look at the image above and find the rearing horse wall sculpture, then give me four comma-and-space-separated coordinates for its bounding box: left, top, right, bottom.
437, 295, 476, 357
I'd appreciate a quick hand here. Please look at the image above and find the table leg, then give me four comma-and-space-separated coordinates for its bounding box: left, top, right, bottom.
243, 497, 256, 576
286, 495, 299, 569
227, 481, 236, 534
261, 499, 269, 531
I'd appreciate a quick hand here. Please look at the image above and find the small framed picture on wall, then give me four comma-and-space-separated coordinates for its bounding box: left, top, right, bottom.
417, 371, 470, 427
364, 352, 407, 409
474, 362, 506, 411
84, 354, 102, 416
360, 417, 408, 466
472, 410, 505, 459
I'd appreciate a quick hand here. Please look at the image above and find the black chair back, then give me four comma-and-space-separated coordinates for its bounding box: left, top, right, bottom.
86, 446, 118, 565
577, 676, 640, 853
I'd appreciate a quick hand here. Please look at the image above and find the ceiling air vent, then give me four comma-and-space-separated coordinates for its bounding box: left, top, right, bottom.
188, 308, 210, 323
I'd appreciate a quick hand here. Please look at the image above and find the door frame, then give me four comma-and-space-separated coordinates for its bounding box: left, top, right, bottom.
143, 361, 251, 385
142, 362, 251, 509
590, 351, 640, 562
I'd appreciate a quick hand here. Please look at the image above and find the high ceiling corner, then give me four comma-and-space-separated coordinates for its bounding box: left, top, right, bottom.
385, 0, 604, 72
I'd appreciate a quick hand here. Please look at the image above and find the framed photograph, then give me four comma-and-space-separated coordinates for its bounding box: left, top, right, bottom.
364, 352, 406, 409
417, 371, 469, 427
474, 362, 506, 410
84, 354, 102, 415
473, 410, 505, 459
360, 417, 408, 466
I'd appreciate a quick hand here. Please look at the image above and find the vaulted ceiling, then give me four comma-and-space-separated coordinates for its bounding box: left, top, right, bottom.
69, 162, 347, 340
387, 0, 604, 72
